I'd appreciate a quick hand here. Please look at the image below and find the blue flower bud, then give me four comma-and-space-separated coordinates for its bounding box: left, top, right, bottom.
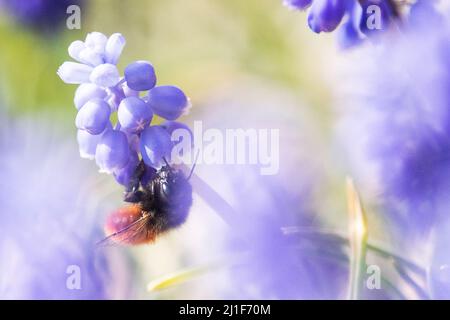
308, 0, 348, 33
57, 61, 93, 84
77, 129, 102, 160
105, 33, 126, 65
161, 120, 193, 147
140, 126, 173, 168
74, 83, 107, 110
337, 19, 363, 49
84, 32, 108, 54
68, 40, 86, 62
76, 122, 112, 160
95, 129, 130, 173
118, 96, 153, 133
359, 0, 394, 37
161, 121, 194, 162
78, 47, 104, 67
113, 151, 139, 186
124, 61, 156, 91
147, 85, 190, 120
75, 98, 111, 135
283, 0, 312, 10
337, 3, 363, 49
89, 63, 120, 87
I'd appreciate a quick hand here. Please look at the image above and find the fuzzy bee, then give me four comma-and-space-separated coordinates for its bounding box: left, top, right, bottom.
99, 160, 193, 246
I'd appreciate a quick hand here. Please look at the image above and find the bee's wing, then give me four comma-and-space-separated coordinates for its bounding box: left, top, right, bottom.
96, 214, 151, 247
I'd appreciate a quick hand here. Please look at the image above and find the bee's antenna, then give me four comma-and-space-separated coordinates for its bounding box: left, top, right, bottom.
187, 150, 200, 180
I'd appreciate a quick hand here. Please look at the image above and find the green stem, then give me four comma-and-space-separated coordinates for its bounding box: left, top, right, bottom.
349, 239, 368, 300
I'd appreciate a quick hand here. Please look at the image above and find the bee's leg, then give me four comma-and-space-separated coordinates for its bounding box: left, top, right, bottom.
124, 160, 146, 203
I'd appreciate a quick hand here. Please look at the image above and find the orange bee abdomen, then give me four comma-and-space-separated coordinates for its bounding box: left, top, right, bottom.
103, 205, 156, 245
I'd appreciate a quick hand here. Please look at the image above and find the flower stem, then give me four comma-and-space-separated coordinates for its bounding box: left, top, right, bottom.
190, 173, 237, 226
347, 178, 369, 300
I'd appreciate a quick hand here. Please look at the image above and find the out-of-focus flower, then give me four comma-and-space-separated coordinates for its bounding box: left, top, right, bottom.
223, 170, 348, 299
337, 4, 450, 235
57, 32, 192, 187
0, 0, 84, 34
283, 0, 417, 48
308, 0, 350, 33
429, 219, 450, 299
358, 0, 395, 37
0, 112, 130, 299
283, 0, 312, 10
194, 83, 349, 299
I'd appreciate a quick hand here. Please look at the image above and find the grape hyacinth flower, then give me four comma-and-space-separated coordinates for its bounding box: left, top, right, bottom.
57, 32, 192, 187
283, 0, 313, 11
0, 0, 84, 34
0, 113, 130, 299
282, 0, 415, 48
337, 4, 450, 237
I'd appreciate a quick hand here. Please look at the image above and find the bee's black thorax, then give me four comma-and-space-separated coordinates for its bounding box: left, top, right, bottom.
125, 164, 193, 232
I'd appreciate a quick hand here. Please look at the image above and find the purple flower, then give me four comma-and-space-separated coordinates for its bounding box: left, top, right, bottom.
160, 120, 194, 162
140, 126, 173, 169
95, 129, 130, 173
74, 83, 107, 110
193, 84, 350, 299
77, 122, 112, 160
58, 32, 125, 87
104, 33, 126, 65
57, 62, 93, 84
308, 0, 350, 33
283, 0, 312, 10
147, 85, 190, 120
68, 32, 125, 68
89, 63, 120, 88
161, 120, 193, 141
58, 32, 192, 187
222, 171, 347, 299
337, 2, 364, 49
124, 61, 157, 91
358, 0, 395, 37
75, 98, 111, 135
337, 5, 450, 235
0, 0, 84, 34
117, 96, 153, 133
283, 0, 416, 48
0, 114, 130, 299
113, 151, 139, 186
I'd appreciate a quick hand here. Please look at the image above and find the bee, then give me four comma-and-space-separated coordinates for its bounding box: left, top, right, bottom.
98, 159, 194, 246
